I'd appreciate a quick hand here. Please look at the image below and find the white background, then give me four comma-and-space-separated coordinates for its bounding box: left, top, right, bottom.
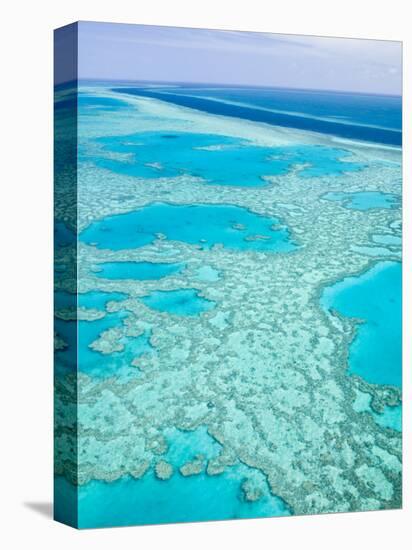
1, 0, 410, 548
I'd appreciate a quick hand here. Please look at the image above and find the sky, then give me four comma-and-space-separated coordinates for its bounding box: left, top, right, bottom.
72, 21, 402, 95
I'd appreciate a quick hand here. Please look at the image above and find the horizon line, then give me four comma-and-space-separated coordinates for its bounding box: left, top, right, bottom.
70, 77, 402, 98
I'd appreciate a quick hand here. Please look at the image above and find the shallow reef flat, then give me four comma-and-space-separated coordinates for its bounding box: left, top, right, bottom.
54, 86, 402, 522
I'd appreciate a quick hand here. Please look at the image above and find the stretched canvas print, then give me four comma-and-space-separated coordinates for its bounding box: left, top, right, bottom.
54, 21, 402, 529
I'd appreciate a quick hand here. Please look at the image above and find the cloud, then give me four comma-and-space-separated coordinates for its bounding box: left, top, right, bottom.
77, 22, 402, 94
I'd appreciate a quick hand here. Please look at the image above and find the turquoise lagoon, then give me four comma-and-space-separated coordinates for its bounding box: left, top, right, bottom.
93, 261, 185, 280
55, 314, 153, 378
55, 427, 291, 528
353, 390, 402, 432
322, 191, 400, 210
56, 464, 291, 528
373, 404, 402, 432
55, 290, 128, 310
92, 131, 364, 186
74, 468, 290, 528
78, 290, 128, 309
81, 203, 297, 253
55, 285, 217, 377
55, 290, 153, 377
372, 234, 402, 246
322, 261, 402, 387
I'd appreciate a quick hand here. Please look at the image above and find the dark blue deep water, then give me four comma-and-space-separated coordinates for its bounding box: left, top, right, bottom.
112, 85, 401, 146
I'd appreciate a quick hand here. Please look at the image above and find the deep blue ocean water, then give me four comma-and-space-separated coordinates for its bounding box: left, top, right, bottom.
54, 221, 75, 247
112, 85, 401, 146
54, 290, 76, 310
80, 203, 297, 253
159, 85, 401, 130
321, 261, 402, 387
